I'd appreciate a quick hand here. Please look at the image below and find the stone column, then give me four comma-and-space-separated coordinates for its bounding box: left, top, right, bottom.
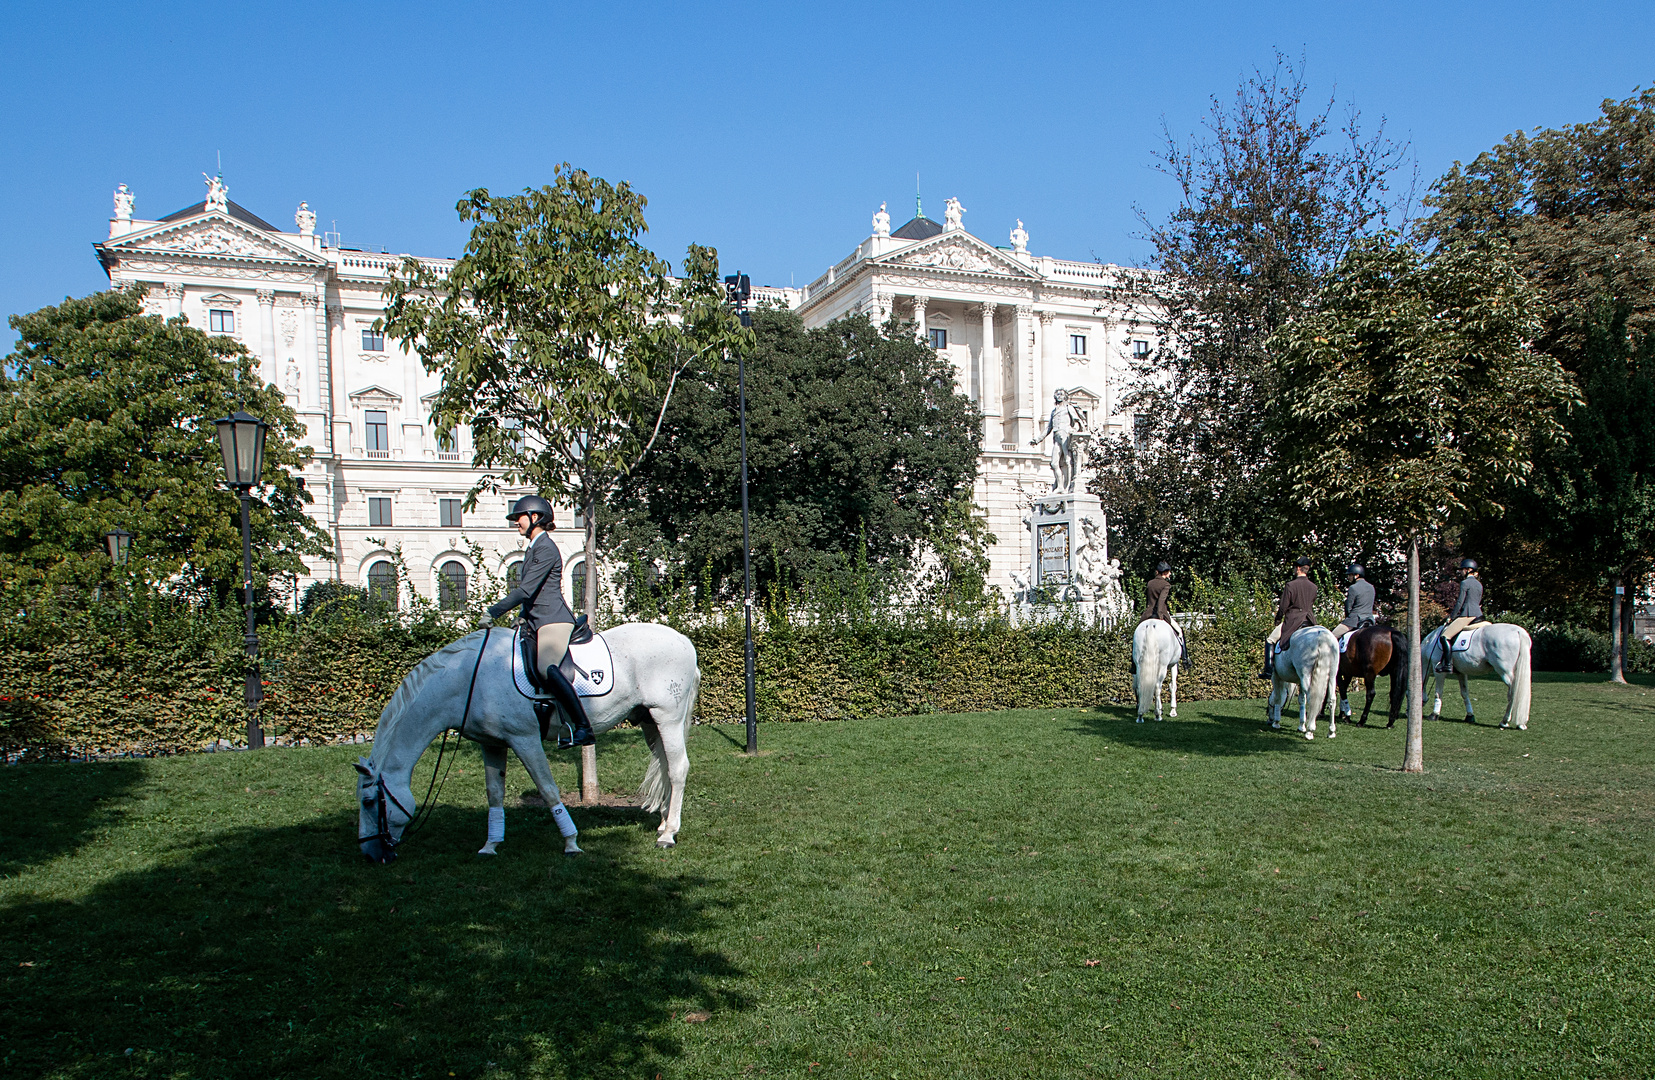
163, 282, 184, 321
973, 303, 1001, 446
1038, 310, 1057, 412
299, 293, 321, 409
326, 305, 345, 449
255, 289, 277, 388
912, 294, 929, 344
1015, 304, 1037, 444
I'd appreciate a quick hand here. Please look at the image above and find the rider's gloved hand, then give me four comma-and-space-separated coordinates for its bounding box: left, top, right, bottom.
476, 614, 495, 632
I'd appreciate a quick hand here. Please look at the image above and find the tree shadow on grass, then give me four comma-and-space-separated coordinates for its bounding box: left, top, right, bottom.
0, 804, 743, 1080
0, 757, 147, 877
1067, 702, 1318, 758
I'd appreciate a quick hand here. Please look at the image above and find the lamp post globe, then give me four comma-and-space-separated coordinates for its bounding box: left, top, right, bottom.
103, 528, 132, 566
214, 411, 268, 488
214, 410, 269, 749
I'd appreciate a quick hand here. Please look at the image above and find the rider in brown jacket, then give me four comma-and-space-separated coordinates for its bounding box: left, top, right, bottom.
1259, 556, 1318, 679
1131, 561, 1188, 673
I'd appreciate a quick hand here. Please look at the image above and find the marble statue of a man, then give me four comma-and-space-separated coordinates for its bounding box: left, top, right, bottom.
873, 202, 890, 237
204, 172, 228, 211
944, 197, 966, 231
1030, 389, 1088, 491
113, 184, 134, 221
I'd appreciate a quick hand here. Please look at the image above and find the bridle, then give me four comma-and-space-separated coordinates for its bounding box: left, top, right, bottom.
356, 626, 492, 863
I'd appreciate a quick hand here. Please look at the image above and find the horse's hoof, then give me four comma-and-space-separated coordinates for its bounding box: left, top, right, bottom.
1136, 718, 1145, 724
477, 845, 498, 856
1169, 710, 1177, 718
1327, 730, 1336, 739
656, 839, 676, 849
1304, 731, 1315, 741
563, 840, 583, 856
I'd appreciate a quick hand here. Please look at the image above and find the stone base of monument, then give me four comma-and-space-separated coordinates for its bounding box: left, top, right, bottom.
1009, 489, 1129, 626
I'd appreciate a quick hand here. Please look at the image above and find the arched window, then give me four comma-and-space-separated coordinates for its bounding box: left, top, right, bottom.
367, 560, 397, 609
570, 560, 594, 611
506, 561, 523, 590
439, 561, 468, 609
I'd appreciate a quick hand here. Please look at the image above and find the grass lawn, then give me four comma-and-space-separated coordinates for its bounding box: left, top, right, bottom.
2, 673, 1653, 1079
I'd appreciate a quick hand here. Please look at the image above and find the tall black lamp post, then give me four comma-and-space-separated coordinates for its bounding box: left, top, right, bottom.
214, 411, 269, 750
724, 273, 757, 755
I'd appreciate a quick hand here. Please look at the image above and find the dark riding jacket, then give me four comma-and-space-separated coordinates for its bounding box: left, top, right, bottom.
1450, 576, 1483, 620
1343, 578, 1376, 627
487, 532, 574, 630
1141, 576, 1172, 623
1276, 575, 1318, 643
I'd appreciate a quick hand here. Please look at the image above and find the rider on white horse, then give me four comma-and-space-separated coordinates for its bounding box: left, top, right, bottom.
485, 495, 594, 749
1260, 556, 1318, 679
1329, 563, 1377, 639
1435, 558, 1485, 672
1130, 561, 1187, 674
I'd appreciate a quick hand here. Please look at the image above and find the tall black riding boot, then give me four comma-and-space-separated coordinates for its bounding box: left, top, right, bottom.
1257, 645, 1275, 680
543, 664, 596, 749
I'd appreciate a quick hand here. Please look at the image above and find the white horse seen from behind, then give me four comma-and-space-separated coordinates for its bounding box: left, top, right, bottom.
1425, 622, 1533, 729
1268, 627, 1340, 740
1132, 619, 1180, 722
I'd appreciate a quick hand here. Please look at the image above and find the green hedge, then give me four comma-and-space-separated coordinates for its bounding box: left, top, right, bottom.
4, 589, 1638, 760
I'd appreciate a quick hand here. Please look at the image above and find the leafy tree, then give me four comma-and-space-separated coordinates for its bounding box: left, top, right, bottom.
1095, 53, 1412, 581
605, 308, 985, 610
1421, 85, 1655, 667
382, 166, 747, 620
1269, 236, 1576, 771
0, 288, 326, 597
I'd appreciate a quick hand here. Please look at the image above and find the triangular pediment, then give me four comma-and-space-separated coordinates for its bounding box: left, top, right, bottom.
105, 212, 324, 265
348, 384, 403, 404
877, 232, 1036, 279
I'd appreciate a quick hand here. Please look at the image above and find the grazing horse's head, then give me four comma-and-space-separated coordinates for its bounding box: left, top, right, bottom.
354, 757, 412, 864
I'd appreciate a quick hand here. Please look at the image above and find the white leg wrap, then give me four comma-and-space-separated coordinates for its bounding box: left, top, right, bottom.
487, 806, 505, 843
550, 802, 578, 839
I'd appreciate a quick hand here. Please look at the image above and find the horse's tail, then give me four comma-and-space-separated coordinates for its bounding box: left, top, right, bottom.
1512, 626, 1533, 729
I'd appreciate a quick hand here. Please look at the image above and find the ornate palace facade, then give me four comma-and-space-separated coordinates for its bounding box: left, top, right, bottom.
93, 179, 1155, 602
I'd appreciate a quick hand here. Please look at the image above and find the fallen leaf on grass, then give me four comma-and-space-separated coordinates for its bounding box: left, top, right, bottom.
1308, 1036, 1322, 1049
682, 1010, 711, 1023
1355, 991, 1366, 1000
1083, 960, 1101, 967
18, 961, 34, 968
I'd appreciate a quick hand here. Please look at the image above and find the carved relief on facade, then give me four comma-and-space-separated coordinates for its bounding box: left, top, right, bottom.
278, 299, 299, 346
121, 259, 315, 283
892, 241, 999, 273
880, 274, 1032, 298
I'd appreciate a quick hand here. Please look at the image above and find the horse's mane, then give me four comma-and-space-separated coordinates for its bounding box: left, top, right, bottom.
377, 632, 480, 734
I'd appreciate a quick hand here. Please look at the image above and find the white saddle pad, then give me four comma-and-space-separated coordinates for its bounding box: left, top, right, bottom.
510, 627, 616, 699
1339, 631, 1355, 654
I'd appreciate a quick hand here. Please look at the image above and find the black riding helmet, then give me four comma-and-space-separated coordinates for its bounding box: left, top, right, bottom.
1347, 563, 1365, 577
506, 494, 554, 529
1155, 561, 1172, 573
1294, 555, 1312, 568
1459, 558, 1479, 571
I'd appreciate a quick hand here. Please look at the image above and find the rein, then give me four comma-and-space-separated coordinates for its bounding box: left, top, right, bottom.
359, 626, 492, 857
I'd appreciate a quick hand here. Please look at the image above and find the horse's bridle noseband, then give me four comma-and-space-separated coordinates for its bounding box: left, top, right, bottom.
357, 769, 414, 863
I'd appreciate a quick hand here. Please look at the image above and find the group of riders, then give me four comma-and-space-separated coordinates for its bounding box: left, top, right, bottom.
1133, 554, 1487, 677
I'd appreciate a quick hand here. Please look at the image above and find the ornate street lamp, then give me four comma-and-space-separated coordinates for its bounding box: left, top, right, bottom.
103, 528, 132, 566
214, 411, 269, 750
724, 273, 757, 755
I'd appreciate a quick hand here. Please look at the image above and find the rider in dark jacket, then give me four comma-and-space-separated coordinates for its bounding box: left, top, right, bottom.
1260, 557, 1318, 679
1436, 558, 1485, 672
1131, 561, 1188, 673
1330, 563, 1377, 639
486, 495, 593, 747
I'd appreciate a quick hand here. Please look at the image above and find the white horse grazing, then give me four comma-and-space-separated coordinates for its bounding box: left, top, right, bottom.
1267, 627, 1340, 740
1424, 622, 1533, 729
1132, 619, 1180, 722
355, 623, 700, 863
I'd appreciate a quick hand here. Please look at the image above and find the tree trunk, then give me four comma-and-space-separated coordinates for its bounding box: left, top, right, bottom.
580, 494, 599, 803
1404, 535, 1424, 774
1611, 573, 1627, 684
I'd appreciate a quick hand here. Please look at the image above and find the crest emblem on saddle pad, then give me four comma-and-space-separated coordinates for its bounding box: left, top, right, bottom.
510, 627, 616, 698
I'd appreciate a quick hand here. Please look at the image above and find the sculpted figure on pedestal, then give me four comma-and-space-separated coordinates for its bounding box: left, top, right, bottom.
113, 184, 134, 220
872, 202, 890, 237
1030, 389, 1089, 492
1010, 219, 1028, 253
203, 173, 228, 211
295, 201, 316, 236
944, 197, 966, 231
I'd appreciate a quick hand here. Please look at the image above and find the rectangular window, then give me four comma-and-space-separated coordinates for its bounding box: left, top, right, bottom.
439, 499, 463, 528
436, 431, 460, 460
368, 497, 392, 527
502, 419, 524, 454
208, 309, 235, 334
1132, 339, 1151, 361
361, 328, 385, 352
1069, 334, 1087, 356
1133, 414, 1150, 451
928, 328, 948, 350
365, 410, 390, 455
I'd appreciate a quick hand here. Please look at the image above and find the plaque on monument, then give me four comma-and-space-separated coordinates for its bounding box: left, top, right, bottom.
1037, 522, 1071, 584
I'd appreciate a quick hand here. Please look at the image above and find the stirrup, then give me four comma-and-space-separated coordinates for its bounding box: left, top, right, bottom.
557, 721, 595, 750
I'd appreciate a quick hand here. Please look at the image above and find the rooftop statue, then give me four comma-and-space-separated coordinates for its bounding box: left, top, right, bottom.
872, 201, 890, 237
113, 183, 134, 221
203, 172, 228, 212
944, 197, 966, 232
1010, 219, 1028, 254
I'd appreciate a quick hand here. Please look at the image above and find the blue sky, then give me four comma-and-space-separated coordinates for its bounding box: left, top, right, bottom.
3, 1, 1653, 350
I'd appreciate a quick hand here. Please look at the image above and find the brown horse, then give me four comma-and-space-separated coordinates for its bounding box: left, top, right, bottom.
1335, 623, 1408, 727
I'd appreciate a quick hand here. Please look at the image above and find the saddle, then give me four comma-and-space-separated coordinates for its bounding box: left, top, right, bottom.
518, 617, 597, 741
